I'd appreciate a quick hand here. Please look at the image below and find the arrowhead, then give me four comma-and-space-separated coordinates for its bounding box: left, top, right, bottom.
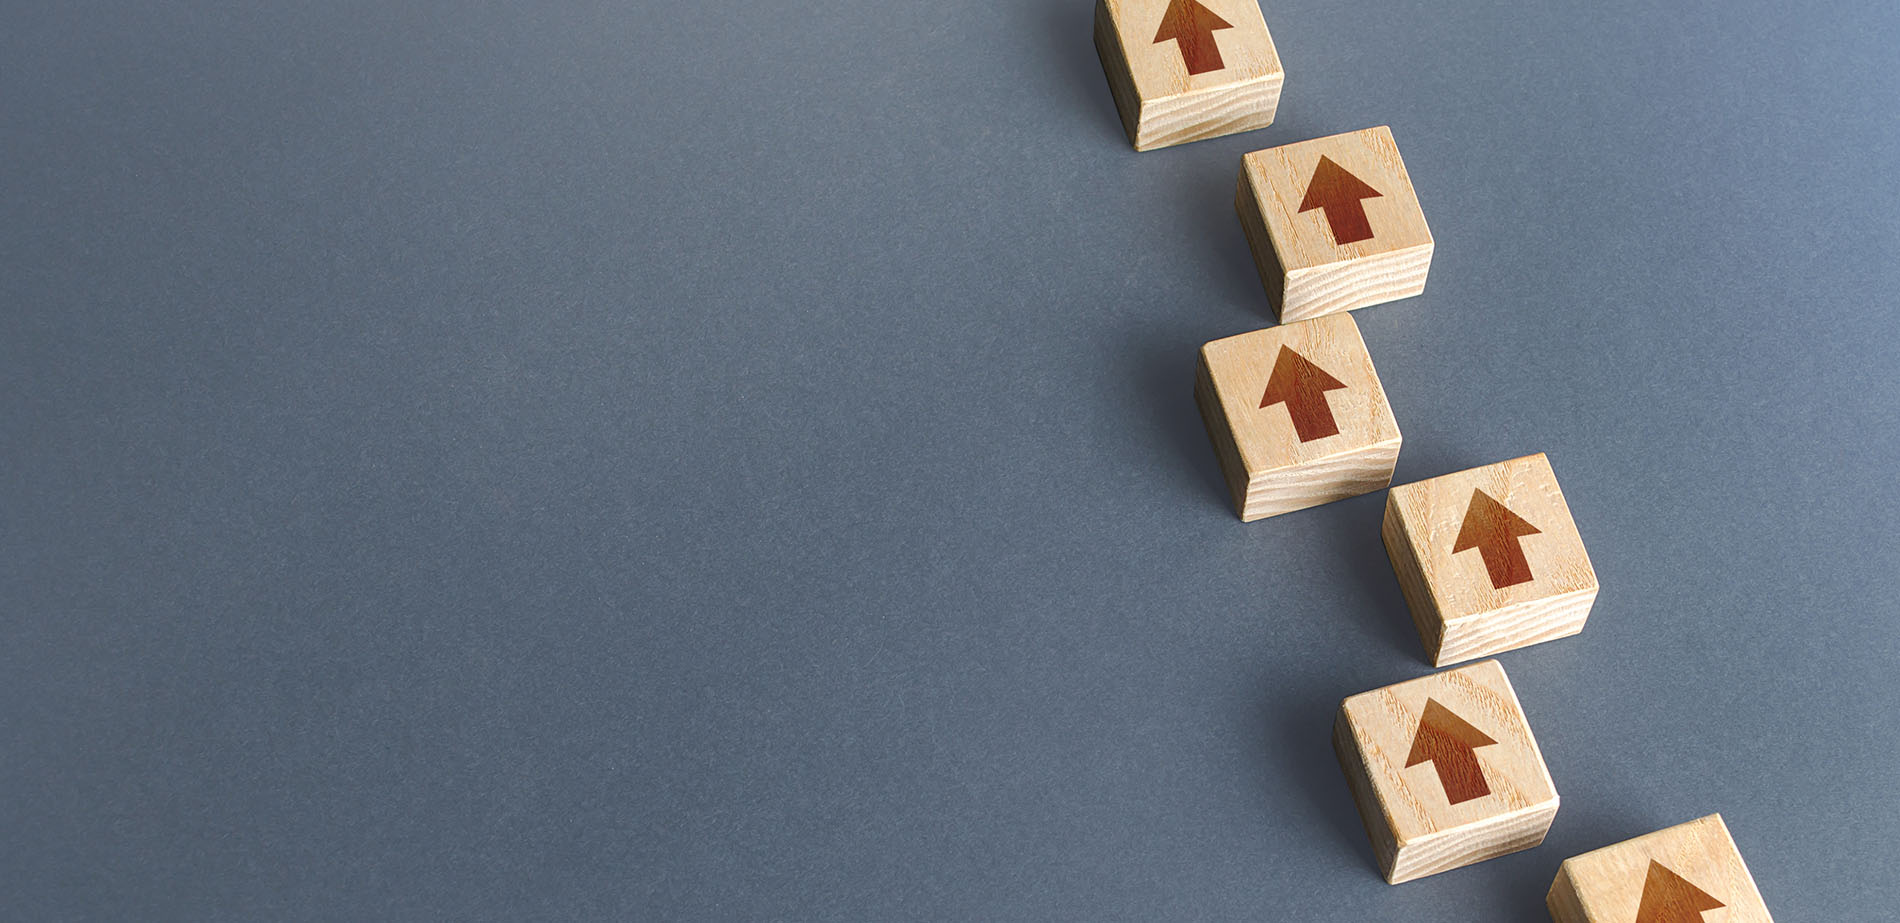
1635, 861, 1725, 923
1259, 346, 1346, 407
1452, 490, 1540, 552
1404, 699, 1496, 766
1153, 0, 1233, 43
1298, 156, 1382, 213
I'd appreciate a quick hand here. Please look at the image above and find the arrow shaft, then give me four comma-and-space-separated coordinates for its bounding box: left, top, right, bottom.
1430, 748, 1490, 805
1173, 34, 1224, 75
1321, 200, 1374, 245
1283, 392, 1340, 442
1477, 542, 1534, 589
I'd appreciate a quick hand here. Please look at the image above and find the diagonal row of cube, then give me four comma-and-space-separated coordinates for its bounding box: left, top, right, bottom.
1188, 124, 1599, 666
1177, 116, 1776, 916
1200, 335, 1598, 670
1335, 660, 1775, 923
1095, 0, 1774, 913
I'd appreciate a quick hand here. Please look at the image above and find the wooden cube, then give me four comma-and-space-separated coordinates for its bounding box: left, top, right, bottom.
1193, 313, 1400, 521
1548, 815, 1774, 922
1333, 659, 1559, 884
1236, 126, 1433, 321
1383, 453, 1599, 666
1093, 0, 1283, 151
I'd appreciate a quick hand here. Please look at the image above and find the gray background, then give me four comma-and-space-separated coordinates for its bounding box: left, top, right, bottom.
3, 0, 1897, 918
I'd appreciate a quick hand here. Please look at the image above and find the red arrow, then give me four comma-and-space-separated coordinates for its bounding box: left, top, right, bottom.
1404, 699, 1497, 805
1452, 489, 1541, 589
1152, 0, 1233, 76
1298, 156, 1383, 245
1258, 346, 1348, 442
1635, 861, 1725, 923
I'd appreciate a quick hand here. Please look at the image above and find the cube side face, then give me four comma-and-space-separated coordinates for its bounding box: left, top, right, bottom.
1335, 660, 1559, 881
1098, 0, 1283, 150
1382, 495, 1446, 662
1436, 585, 1597, 667
1243, 437, 1397, 521
1193, 351, 1251, 514
1282, 241, 1433, 322
1390, 801, 1558, 883
1546, 864, 1589, 923
1236, 167, 1289, 315
1093, 1, 1144, 146
1239, 126, 1433, 315
1198, 314, 1401, 521
1134, 72, 1281, 151
1387, 453, 1599, 663
1332, 708, 1399, 878
1558, 815, 1774, 922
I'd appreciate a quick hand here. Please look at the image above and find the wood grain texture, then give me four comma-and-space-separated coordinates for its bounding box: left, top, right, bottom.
1435, 588, 1597, 667
1094, 0, 1282, 151
1547, 815, 1774, 922
1334, 660, 1559, 884
1383, 453, 1599, 666
1193, 313, 1400, 521
1235, 170, 1287, 305
1382, 499, 1445, 655
1237, 126, 1433, 320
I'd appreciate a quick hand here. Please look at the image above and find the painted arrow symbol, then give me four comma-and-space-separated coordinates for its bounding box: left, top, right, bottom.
1453, 489, 1541, 589
1153, 0, 1233, 76
1259, 346, 1348, 442
1635, 861, 1725, 923
1404, 699, 1497, 805
1298, 156, 1383, 245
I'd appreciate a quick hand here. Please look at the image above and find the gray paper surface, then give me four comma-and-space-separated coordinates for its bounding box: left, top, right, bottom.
4, 0, 1897, 918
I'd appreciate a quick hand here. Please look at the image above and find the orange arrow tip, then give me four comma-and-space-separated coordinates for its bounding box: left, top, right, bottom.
1404, 699, 1497, 767
1635, 861, 1725, 923
1452, 489, 1540, 551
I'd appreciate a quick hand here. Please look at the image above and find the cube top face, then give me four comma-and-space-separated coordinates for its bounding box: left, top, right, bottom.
1338, 659, 1557, 850
1388, 453, 1597, 626
1101, 0, 1281, 105
1241, 126, 1432, 277
1198, 313, 1400, 481
1553, 815, 1773, 922
1096, 0, 1283, 150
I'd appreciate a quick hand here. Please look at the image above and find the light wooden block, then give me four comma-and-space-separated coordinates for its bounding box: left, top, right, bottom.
1094, 0, 1283, 151
1548, 815, 1773, 923
1383, 453, 1599, 666
1236, 126, 1433, 321
1193, 313, 1400, 522
1332, 659, 1559, 884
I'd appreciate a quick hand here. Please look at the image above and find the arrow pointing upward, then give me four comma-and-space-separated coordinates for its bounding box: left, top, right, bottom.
1259, 346, 1348, 442
1153, 0, 1233, 76
1298, 156, 1383, 245
1404, 699, 1497, 805
1453, 489, 1541, 589
1635, 861, 1725, 923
